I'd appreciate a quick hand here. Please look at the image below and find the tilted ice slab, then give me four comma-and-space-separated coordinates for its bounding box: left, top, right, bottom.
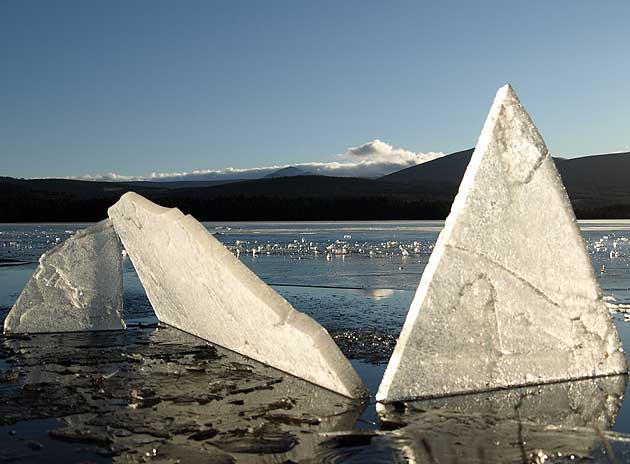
377, 85, 627, 402
108, 192, 366, 399
4, 219, 125, 334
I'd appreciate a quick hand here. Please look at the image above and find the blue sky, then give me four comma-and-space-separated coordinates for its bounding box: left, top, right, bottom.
2, 1, 629, 179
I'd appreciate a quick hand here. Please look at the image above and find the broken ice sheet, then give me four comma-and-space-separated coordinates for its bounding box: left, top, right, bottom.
0, 324, 364, 463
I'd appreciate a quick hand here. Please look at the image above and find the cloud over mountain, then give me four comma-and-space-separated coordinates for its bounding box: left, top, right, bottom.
67, 140, 444, 182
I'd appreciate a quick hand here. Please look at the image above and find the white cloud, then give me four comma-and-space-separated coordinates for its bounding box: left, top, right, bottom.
66, 139, 444, 182
338, 139, 444, 174
346, 139, 395, 156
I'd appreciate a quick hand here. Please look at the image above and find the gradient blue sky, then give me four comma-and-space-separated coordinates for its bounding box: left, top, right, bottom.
2, 1, 629, 179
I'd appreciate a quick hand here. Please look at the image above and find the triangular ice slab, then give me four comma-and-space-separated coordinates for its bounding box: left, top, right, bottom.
377, 85, 627, 402
4, 219, 125, 334
108, 192, 366, 399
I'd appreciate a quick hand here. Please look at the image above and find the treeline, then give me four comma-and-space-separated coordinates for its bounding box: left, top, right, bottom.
3, 191, 630, 222
0, 192, 453, 222
2, 175, 630, 222
574, 203, 630, 219
161, 194, 454, 221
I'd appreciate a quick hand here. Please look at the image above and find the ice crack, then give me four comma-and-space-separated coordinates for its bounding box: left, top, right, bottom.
445, 244, 560, 308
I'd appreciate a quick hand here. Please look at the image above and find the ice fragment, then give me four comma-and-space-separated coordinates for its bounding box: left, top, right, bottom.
377, 85, 627, 402
108, 192, 366, 399
4, 219, 125, 333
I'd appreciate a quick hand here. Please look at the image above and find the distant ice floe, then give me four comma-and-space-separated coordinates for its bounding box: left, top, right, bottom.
3, 222, 630, 269
224, 237, 434, 259
605, 295, 630, 317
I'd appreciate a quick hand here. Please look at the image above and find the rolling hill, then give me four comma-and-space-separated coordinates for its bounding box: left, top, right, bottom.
379, 149, 630, 215
380, 149, 474, 186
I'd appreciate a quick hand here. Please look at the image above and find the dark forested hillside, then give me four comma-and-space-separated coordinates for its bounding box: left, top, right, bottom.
2, 149, 630, 221
0, 175, 454, 221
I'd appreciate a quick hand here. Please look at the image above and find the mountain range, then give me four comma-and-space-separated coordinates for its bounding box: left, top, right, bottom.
2, 150, 630, 221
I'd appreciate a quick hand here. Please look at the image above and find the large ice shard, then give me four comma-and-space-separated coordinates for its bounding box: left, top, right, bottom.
4, 219, 125, 334
108, 192, 366, 399
377, 85, 627, 402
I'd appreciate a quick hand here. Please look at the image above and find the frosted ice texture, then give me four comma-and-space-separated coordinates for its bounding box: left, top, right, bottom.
108, 192, 366, 399
4, 219, 125, 333
377, 85, 627, 402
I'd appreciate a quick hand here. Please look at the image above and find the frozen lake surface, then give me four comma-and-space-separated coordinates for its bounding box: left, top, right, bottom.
2, 221, 630, 462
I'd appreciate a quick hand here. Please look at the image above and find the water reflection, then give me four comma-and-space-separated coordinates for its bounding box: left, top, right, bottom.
0, 325, 364, 463
373, 376, 627, 463
362, 288, 395, 300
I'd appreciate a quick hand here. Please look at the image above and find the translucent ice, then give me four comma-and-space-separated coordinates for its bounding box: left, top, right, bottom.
377, 85, 627, 402
108, 192, 366, 399
376, 376, 626, 463
4, 219, 125, 333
